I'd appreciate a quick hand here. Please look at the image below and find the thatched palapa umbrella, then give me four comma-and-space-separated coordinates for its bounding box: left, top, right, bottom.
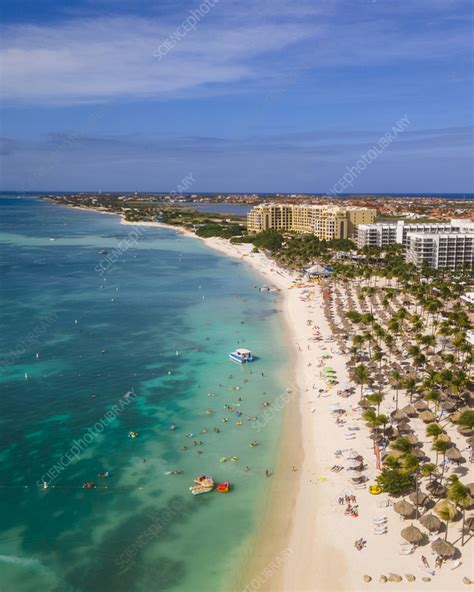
436, 433, 451, 445
445, 447, 463, 462
409, 491, 430, 507
394, 499, 415, 518
420, 513, 442, 532
398, 422, 412, 433
391, 409, 407, 422
431, 539, 456, 558
401, 525, 424, 545
405, 434, 419, 445
414, 400, 428, 412
427, 481, 446, 498
401, 404, 417, 417
419, 410, 435, 423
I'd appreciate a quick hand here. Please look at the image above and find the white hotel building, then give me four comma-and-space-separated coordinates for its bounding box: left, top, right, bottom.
356, 219, 474, 270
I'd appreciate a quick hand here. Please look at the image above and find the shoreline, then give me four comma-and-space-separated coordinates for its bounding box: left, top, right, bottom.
47, 203, 473, 591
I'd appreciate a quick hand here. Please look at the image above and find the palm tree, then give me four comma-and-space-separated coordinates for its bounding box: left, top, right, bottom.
354, 364, 370, 398
362, 408, 378, 450
352, 334, 365, 355
424, 390, 441, 418
403, 376, 417, 404
384, 333, 395, 361
373, 348, 384, 372
378, 413, 389, 438
420, 462, 437, 483
392, 436, 413, 455
434, 499, 457, 541
432, 439, 450, 477
402, 453, 421, 518
366, 391, 384, 415
426, 423, 443, 439
458, 410, 474, 430
447, 476, 473, 546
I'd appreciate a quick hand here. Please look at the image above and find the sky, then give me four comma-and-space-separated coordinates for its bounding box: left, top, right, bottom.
0, 0, 473, 193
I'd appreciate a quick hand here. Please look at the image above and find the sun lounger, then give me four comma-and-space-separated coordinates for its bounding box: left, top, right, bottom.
374, 529, 387, 535
399, 545, 415, 555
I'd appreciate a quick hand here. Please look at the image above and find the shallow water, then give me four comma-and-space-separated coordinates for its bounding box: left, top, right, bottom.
0, 197, 289, 592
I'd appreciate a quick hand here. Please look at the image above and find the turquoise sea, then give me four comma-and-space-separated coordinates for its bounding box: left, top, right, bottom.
0, 197, 289, 592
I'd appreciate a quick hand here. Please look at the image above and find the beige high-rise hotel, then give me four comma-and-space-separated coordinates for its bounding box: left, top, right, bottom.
247, 203, 376, 240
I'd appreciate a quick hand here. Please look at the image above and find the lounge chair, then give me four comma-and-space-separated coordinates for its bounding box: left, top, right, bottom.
399, 545, 415, 555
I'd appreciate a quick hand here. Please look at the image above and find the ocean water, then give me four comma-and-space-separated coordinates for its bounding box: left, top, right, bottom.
0, 197, 289, 592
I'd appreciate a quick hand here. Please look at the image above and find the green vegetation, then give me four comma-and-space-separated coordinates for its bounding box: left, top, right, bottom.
377, 467, 415, 495
195, 222, 244, 239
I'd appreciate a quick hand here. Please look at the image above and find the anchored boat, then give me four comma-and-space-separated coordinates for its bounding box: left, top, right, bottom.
228, 348, 254, 364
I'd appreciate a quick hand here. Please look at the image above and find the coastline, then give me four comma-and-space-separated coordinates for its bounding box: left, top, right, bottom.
116, 215, 474, 591
48, 204, 473, 591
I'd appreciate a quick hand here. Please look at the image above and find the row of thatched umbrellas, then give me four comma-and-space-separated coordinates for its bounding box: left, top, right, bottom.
324, 282, 474, 560
394, 496, 474, 557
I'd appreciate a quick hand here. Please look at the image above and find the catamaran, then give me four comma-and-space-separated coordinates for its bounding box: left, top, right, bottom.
228, 348, 254, 364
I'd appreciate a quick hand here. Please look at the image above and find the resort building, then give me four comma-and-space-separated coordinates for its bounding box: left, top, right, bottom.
356, 219, 474, 270
405, 231, 474, 271
246, 204, 376, 240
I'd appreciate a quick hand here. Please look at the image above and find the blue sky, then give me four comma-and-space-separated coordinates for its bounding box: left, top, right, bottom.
1, 0, 473, 193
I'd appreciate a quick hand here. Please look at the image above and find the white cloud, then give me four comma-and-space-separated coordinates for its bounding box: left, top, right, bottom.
0, 0, 471, 104
0, 15, 317, 104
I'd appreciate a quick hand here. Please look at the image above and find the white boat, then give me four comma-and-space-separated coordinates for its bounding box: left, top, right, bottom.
229, 348, 254, 364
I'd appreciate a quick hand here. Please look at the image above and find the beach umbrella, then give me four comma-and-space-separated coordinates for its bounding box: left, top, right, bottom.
405, 434, 419, 445
427, 481, 446, 498
394, 499, 415, 518
420, 514, 442, 532
401, 404, 417, 417
391, 409, 407, 422
436, 434, 451, 444
419, 410, 435, 423
414, 400, 428, 412
411, 448, 426, 459
401, 525, 424, 545
449, 411, 462, 423
345, 450, 360, 459
409, 491, 430, 507
445, 447, 463, 462
345, 461, 363, 471
431, 539, 456, 558
458, 426, 473, 436
398, 422, 412, 433
442, 400, 457, 412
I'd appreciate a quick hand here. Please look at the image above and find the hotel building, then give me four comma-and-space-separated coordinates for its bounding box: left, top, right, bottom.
247, 204, 376, 240
356, 219, 474, 270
